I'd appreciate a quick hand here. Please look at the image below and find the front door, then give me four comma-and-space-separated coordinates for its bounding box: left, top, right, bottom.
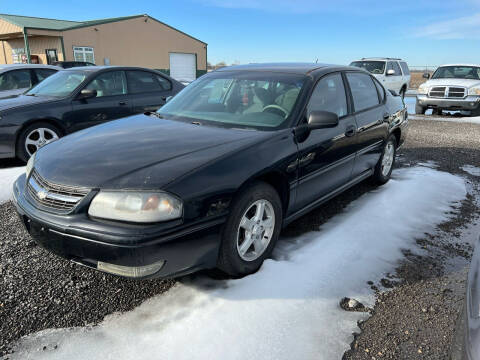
70, 70, 132, 132
45, 49, 58, 65
126, 70, 172, 113
345, 72, 388, 177
294, 72, 357, 212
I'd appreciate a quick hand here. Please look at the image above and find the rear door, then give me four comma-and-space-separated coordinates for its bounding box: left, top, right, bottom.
126, 70, 173, 113
293, 72, 357, 212
70, 70, 132, 131
345, 72, 388, 177
169, 53, 196, 83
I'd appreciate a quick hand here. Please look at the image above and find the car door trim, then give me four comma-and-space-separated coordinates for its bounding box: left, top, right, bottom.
297, 152, 356, 185
357, 140, 384, 155
284, 168, 373, 227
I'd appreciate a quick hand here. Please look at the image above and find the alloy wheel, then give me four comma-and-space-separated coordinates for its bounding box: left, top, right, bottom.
25, 128, 59, 157
381, 141, 395, 177
236, 199, 275, 262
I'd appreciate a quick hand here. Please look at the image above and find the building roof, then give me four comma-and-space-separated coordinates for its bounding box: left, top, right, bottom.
216, 63, 331, 74
0, 13, 207, 44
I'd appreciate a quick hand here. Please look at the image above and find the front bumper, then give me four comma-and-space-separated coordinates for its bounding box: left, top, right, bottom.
416, 95, 480, 111
12, 174, 225, 279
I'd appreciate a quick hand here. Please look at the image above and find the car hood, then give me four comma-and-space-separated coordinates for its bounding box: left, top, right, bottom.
35, 114, 270, 189
424, 78, 480, 88
0, 94, 58, 112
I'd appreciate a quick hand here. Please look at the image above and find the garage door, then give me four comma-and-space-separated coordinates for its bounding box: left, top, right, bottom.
169, 53, 196, 82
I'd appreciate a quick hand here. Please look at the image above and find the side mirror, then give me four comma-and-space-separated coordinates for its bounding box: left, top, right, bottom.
77, 88, 97, 100
386, 69, 395, 76
423, 73, 430, 79
307, 111, 339, 130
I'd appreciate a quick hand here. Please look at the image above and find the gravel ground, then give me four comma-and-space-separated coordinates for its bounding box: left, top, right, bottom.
0, 119, 479, 358
343, 119, 480, 359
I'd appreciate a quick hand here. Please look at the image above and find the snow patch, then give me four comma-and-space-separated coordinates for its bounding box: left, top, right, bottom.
0, 167, 24, 204
9, 167, 466, 360
462, 165, 480, 177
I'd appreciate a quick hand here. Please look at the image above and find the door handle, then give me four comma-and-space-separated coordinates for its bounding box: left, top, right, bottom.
345, 126, 356, 137
118, 101, 127, 106
383, 113, 390, 120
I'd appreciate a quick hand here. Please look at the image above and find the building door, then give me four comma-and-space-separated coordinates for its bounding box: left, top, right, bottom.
45, 49, 58, 65
169, 53, 196, 82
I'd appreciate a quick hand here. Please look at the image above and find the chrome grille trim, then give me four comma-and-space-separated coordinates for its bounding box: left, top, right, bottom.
428, 86, 466, 99
27, 170, 90, 212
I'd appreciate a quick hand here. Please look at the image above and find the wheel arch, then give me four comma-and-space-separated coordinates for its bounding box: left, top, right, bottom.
15, 118, 66, 156
391, 127, 401, 148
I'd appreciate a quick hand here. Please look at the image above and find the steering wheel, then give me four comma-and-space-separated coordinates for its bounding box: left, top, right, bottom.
262, 104, 289, 118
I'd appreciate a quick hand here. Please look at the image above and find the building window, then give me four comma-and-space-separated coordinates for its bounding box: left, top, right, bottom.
73, 46, 95, 64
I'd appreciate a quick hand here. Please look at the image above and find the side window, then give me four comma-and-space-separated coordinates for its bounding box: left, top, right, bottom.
126, 71, 164, 94
307, 73, 348, 118
0, 70, 31, 91
155, 74, 172, 91
373, 77, 385, 103
400, 62, 410, 76
386, 62, 394, 74
346, 72, 380, 112
85, 71, 127, 97
392, 61, 402, 76
35, 69, 57, 82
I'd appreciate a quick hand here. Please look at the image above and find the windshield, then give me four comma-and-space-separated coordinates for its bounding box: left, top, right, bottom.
350, 61, 386, 75
158, 72, 306, 130
26, 71, 87, 97
431, 66, 480, 80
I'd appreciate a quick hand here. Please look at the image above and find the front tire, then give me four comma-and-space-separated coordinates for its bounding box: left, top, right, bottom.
16, 122, 61, 162
217, 182, 282, 277
415, 100, 426, 115
372, 135, 397, 185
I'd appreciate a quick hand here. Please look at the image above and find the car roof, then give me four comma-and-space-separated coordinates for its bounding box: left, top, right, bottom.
0, 64, 61, 72
62, 65, 161, 73
353, 58, 404, 61
438, 64, 480, 67
214, 62, 350, 75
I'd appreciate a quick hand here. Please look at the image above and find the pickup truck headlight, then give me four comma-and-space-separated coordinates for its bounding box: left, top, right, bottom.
418, 83, 429, 95
88, 191, 183, 223
25, 153, 35, 178
468, 86, 480, 96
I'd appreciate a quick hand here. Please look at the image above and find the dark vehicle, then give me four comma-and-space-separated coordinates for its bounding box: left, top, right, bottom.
451, 235, 480, 360
52, 61, 96, 68
13, 63, 408, 279
0, 64, 60, 99
0, 66, 184, 161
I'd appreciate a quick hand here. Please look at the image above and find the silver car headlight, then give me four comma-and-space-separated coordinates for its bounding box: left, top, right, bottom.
468, 86, 480, 96
418, 83, 429, 95
25, 152, 35, 178
88, 191, 183, 223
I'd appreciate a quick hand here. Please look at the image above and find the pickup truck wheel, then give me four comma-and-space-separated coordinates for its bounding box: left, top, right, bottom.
16, 122, 61, 162
217, 182, 282, 277
372, 135, 397, 185
471, 106, 480, 117
415, 101, 426, 115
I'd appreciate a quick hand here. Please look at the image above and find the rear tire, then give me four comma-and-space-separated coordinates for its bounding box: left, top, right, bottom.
399, 87, 406, 99
372, 135, 397, 185
471, 106, 480, 117
217, 182, 282, 277
16, 122, 61, 162
415, 100, 426, 115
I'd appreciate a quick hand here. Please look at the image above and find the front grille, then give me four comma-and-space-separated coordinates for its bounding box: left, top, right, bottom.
27, 170, 90, 212
429, 86, 446, 98
429, 86, 466, 99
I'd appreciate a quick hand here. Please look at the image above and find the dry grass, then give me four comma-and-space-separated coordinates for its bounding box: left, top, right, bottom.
410, 71, 432, 89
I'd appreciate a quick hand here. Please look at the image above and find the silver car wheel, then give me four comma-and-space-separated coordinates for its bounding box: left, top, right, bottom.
25, 128, 59, 157
236, 199, 275, 262
381, 141, 395, 177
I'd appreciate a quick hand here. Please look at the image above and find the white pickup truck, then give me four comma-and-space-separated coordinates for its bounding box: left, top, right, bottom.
416, 64, 480, 116
350, 58, 410, 98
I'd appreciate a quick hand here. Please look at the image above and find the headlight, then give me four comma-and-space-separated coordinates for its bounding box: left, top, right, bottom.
417, 83, 429, 95
25, 152, 35, 178
468, 86, 480, 96
88, 191, 183, 223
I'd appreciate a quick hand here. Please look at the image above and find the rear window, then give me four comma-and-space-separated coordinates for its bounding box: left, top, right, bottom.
400, 62, 410, 75
126, 71, 163, 94
350, 61, 385, 75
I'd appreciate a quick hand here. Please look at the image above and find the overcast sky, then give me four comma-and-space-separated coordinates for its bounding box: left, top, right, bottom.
4, 0, 480, 67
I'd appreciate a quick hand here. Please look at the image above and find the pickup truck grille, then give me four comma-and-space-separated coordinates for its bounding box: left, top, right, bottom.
27, 170, 90, 212
428, 86, 466, 99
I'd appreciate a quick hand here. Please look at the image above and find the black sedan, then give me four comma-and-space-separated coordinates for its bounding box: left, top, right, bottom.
13, 63, 408, 279
0, 66, 184, 161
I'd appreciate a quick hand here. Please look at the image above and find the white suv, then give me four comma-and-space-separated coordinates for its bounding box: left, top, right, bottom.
350, 58, 410, 98
416, 64, 480, 116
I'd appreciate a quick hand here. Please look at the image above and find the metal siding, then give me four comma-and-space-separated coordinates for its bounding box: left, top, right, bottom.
0, 36, 63, 64
0, 19, 22, 35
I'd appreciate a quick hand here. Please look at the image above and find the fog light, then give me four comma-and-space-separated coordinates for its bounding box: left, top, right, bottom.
97, 260, 165, 278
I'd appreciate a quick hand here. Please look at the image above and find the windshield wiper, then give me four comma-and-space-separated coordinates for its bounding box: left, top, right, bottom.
146, 112, 164, 119
25, 93, 36, 96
